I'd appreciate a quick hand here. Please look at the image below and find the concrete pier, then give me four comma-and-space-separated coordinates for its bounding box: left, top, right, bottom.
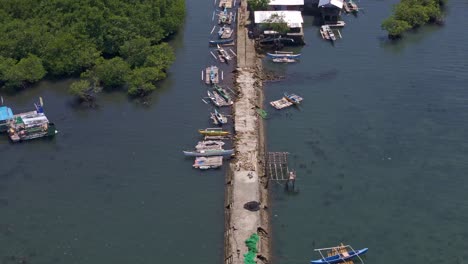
224, 1, 270, 264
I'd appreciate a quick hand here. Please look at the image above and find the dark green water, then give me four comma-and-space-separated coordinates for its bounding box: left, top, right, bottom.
266, 1, 468, 263
0, 1, 227, 263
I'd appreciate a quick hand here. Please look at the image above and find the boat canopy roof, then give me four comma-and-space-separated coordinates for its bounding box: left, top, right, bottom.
254, 11, 303, 28
0, 106, 13, 121
17, 113, 49, 127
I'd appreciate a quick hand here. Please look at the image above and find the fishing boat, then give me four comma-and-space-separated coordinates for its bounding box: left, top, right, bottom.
320, 25, 336, 41
213, 84, 232, 102
195, 140, 225, 150
198, 128, 230, 136
217, 44, 232, 63
218, 25, 234, 39
193, 156, 223, 170
345, 0, 359, 13
312, 244, 368, 264
266, 52, 301, 59
7, 100, 58, 143
209, 38, 234, 46
217, 8, 233, 25
284, 92, 302, 105
183, 148, 234, 157
207, 90, 233, 107
205, 66, 219, 84
211, 109, 228, 125
0, 105, 14, 132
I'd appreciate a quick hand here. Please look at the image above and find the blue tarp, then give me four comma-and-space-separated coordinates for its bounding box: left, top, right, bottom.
0, 106, 13, 121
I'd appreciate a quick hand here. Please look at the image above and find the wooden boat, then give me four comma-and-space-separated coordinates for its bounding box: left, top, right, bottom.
207, 90, 233, 107
217, 44, 232, 62
211, 109, 228, 125
218, 25, 234, 39
183, 148, 234, 157
193, 156, 223, 169
209, 38, 234, 46
205, 66, 219, 84
198, 128, 230, 136
311, 247, 368, 264
284, 92, 302, 105
266, 52, 301, 59
213, 84, 231, 102
195, 140, 225, 150
217, 8, 233, 25
345, 0, 359, 13
321, 25, 336, 41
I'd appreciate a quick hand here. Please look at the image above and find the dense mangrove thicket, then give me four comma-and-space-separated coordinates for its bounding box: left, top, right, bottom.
382, 0, 446, 39
0, 0, 185, 98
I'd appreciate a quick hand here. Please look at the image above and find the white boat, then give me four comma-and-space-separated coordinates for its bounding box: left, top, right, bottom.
211, 109, 228, 125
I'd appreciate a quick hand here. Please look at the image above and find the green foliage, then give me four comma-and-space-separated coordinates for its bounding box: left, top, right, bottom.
0, 0, 185, 95
262, 14, 290, 34
127, 67, 167, 96
381, 0, 445, 38
92, 57, 131, 89
2, 54, 46, 88
69, 80, 93, 101
248, 0, 271, 11
381, 17, 412, 38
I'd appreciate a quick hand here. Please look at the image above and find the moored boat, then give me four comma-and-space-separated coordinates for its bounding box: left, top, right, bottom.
209, 38, 234, 46
198, 128, 230, 136
213, 84, 231, 102
218, 25, 234, 39
266, 52, 301, 59
183, 148, 234, 157
211, 109, 228, 125
207, 90, 233, 107
195, 140, 225, 150
311, 248, 368, 264
272, 57, 297, 63
193, 156, 223, 169
283, 92, 302, 105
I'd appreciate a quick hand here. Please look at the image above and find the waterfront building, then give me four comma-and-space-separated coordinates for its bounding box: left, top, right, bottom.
268, 0, 305, 11
254, 10, 305, 44
318, 0, 344, 24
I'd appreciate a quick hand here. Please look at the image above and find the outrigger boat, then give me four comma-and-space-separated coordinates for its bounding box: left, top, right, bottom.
217, 44, 232, 63
320, 25, 336, 42
311, 244, 368, 264
209, 38, 234, 46
218, 25, 234, 39
183, 148, 234, 157
284, 92, 302, 105
272, 57, 297, 63
193, 156, 223, 170
266, 52, 301, 59
207, 90, 233, 107
198, 128, 230, 136
205, 66, 219, 84
211, 109, 228, 125
217, 8, 233, 25
213, 84, 232, 102
344, 0, 359, 13
195, 140, 225, 150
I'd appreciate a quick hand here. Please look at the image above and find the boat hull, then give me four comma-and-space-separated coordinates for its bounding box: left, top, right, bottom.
310, 248, 368, 264
183, 149, 234, 157
267, 53, 301, 59
209, 38, 234, 46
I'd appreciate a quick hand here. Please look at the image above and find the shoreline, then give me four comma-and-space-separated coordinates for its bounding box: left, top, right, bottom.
224, 1, 270, 263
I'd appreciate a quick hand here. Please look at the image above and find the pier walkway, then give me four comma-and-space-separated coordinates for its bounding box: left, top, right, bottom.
225, 1, 269, 264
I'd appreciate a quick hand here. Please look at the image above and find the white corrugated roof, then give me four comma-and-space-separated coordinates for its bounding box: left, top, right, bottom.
269, 0, 304, 5
254, 11, 304, 27
318, 0, 343, 8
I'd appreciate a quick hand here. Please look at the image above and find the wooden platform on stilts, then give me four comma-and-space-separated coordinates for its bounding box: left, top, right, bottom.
266, 152, 289, 181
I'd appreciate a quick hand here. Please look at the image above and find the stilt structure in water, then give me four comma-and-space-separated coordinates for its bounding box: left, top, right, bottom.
266, 152, 298, 192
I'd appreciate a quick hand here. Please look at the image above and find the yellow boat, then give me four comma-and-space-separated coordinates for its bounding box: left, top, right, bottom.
198, 128, 230, 136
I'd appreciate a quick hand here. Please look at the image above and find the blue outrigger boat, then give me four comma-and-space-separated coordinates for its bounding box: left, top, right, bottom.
311, 244, 368, 264
209, 38, 234, 46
